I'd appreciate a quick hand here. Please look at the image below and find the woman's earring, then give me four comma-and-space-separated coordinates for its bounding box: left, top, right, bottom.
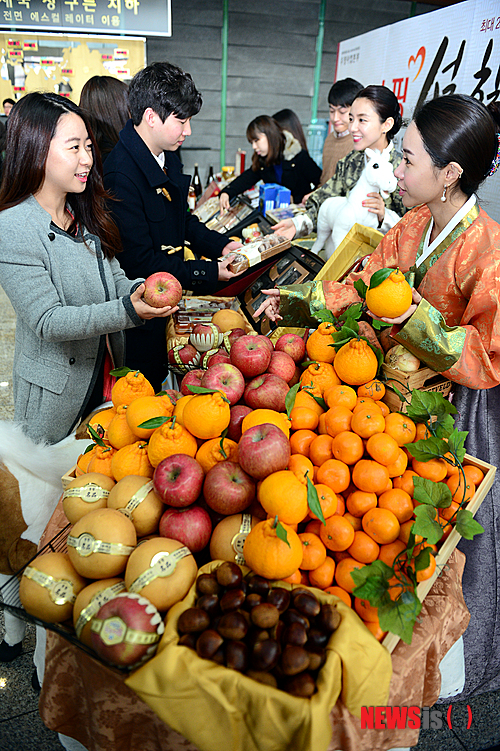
441, 185, 447, 202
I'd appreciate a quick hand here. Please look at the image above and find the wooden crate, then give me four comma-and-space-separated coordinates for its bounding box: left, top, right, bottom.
382, 362, 452, 414
382, 452, 496, 653
61, 464, 78, 490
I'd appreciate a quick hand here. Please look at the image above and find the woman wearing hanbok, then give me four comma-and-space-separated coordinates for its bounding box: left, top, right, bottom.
256, 93, 500, 700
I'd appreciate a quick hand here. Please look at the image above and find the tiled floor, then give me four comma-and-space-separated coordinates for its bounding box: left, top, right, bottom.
1, 285, 499, 751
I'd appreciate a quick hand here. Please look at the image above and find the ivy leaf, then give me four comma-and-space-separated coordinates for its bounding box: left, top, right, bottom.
353, 279, 368, 300
447, 430, 468, 464
187, 385, 219, 395
406, 390, 457, 424
138, 415, 173, 430
285, 383, 300, 416
412, 505, 444, 544
455, 509, 485, 540
109, 366, 135, 378
339, 303, 363, 321
300, 360, 317, 368
404, 436, 449, 461
87, 424, 107, 447
313, 308, 336, 323
351, 559, 394, 604
413, 546, 432, 573
274, 518, 290, 548
219, 430, 228, 459
303, 389, 327, 411
378, 590, 422, 644
371, 319, 392, 331
413, 476, 452, 509
306, 474, 325, 525
368, 268, 394, 289
83, 443, 95, 455
433, 413, 456, 440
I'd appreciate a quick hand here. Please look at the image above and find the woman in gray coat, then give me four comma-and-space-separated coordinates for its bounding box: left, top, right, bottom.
0, 92, 177, 445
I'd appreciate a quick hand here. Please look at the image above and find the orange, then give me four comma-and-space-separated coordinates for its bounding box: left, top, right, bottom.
377, 539, 407, 568
408, 546, 437, 582
384, 413, 417, 446
298, 533, 327, 570
351, 407, 385, 439
387, 573, 411, 601
289, 406, 319, 431
281, 569, 302, 585
346, 489, 377, 518
446, 473, 475, 505
243, 517, 303, 580
334, 557, 366, 593
241, 408, 291, 438
87, 408, 116, 441
309, 484, 339, 521
363, 618, 387, 641
393, 469, 419, 497
365, 268, 412, 319
444, 452, 460, 477
308, 556, 336, 589
463, 465, 484, 486
288, 454, 314, 481
293, 389, 324, 418
325, 385, 357, 410
319, 515, 355, 552
399, 519, 423, 545
305, 519, 323, 536
331, 431, 364, 465
305, 322, 338, 363
412, 457, 448, 482
111, 370, 155, 408
386, 448, 409, 478
354, 597, 379, 622
110, 441, 154, 482
172, 395, 195, 426
300, 361, 340, 395
316, 458, 350, 494
362, 507, 401, 544
258, 470, 308, 525
324, 585, 352, 607
107, 405, 140, 450
125, 395, 174, 440
357, 379, 386, 401
324, 406, 353, 437
76, 445, 97, 475
344, 512, 363, 531
289, 429, 317, 457
378, 488, 414, 523
377, 401, 390, 418
415, 423, 432, 441
182, 391, 230, 440
195, 437, 239, 473
87, 444, 116, 478
309, 434, 334, 466
347, 530, 380, 564
318, 413, 328, 435
333, 338, 378, 386
147, 421, 198, 468
353, 396, 382, 414
365, 433, 400, 466
352, 459, 390, 494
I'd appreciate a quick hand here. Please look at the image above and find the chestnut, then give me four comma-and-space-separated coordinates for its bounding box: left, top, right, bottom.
220, 588, 246, 612
216, 561, 243, 589
306, 627, 329, 650
306, 647, 326, 671
217, 611, 248, 641
282, 622, 308, 646
225, 640, 249, 672
178, 633, 197, 650
252, 638, 280, 672
244, 593, 263, 610
196, 573, 220, 596
177, 607, 211, 634
247, 574, 270, 597
318, 603, 342, 633
196, 629, 224, 660
247, 670, 278, 688
293, 592, 321, 618
196, 593, 221, 618
282, 608, 310, 630
283, 672, 316, 697
250, 603, 280, 630
280, 645, 310, 676
267, 587, 291, 613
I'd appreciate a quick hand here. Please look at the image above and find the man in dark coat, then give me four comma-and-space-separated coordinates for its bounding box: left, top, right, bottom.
104, 62, 241, 389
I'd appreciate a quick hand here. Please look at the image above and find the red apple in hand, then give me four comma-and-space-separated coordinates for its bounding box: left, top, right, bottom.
180, 369, 204, 396
201, 363, 245, 405
143, 272, 182, 308
268, 351, 296, 382
90, 592, 164, 668
203, 461, 255, 515
230, 335, 271, 378
244, 373, 290, 412
153, 454, 204, 507
274, 333, 306, 363
238, 423, 291, 480
226, 404, 252, 442
159, 504, 212, 553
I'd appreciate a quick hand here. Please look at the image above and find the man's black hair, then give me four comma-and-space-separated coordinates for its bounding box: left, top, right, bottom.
128, 62, 202, 125
327, 78, 363, 107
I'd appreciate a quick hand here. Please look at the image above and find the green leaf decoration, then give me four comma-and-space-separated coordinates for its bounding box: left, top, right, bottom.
413, 546, 432, 573
339, 303, 363, 321
404, 435, 449, 462
87, 424, 107, 448
455, 509, 485, 540
378, 590, 422, 645
351, 559, 394, 603
353, 278, 368, 300
434, 413, 456, 440
138, 416, 173, 430
306, 474, 325, 525
219, 431, 228, 459
313, 308, 336, 323
300, 360, 317, 368
447, 430, 468, 464
406, 390, 457, 424
285, 383, 300, 416
303, 389, 327, 411
83, 443, 95, 455
109, 366, 135, 378
368, 268, 393, 289
371, 319, 392, 331
187, 384, 218, 395
275, 518, 290, 548
413, 477, 452, 509
412, 505, 444, 545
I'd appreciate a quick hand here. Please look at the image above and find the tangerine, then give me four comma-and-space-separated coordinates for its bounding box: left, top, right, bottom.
243, 517, 303, 580
354, 597, 379, 622
290, 406, 319, 432
365, 433, 400, 466
310, 484, 339, 521
258, 470, 308, 525
293, 389, 324, 418
384, 413, 417, 446
309, 434, 334, 466
412, 457, 448, 482
147, 420, 198, 467
347, 530, 380, 563
393, 469, 419, 497
362, 507, 401, 544
351, 407, 385, 439
183, 391, 230, 440
324, 406, 353, 437
288, 454, 315, 481
107, 405, 139, 450
126, 395, 174, 440
324, 585, 352, 607
111, 370, 155, 408
305, 322, 338, 363
385, 448, 409, 478
300, 361, 340, 395
325, 385, 357, 410
333, 338, 378, 386
463, 465, 484, 486
352, 459, 390, 494
378, 488, 414, 523
365, 268, 413, 319
319, 514, 355, 551
316, 458, 350, 494
308, 556, 336, 589
289, 429, 317, 457
446, 474, 475, 505
331, 431, 364, 465
346, 489, 378, 518
377, 539, 407, 568
334, 557, 366, 593
298, 532, 327, 570
195, 437, 239, 473
357, 380, 386, 401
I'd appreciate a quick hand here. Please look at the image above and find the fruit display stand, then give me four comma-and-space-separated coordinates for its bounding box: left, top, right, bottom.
381, 363, 452, 415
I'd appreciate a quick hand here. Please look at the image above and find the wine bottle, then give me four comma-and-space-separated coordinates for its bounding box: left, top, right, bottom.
206, 165, 215, 187
192, 163, 202, 198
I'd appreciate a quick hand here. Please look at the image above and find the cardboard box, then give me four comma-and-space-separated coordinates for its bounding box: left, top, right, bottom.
314, 223, 383, 283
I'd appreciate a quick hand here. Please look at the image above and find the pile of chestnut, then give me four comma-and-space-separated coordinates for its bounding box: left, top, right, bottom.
176, 561, 342, 697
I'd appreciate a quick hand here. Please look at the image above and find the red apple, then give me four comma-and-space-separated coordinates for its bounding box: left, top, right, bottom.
203, 348, 231, 368
226, 404, 252, 442
230, 335, 271, 378
90, 592, 164, 668
274, 333, 306, 363
167, 344, 200, 374
153, 454, 205, 507
143, 272, 182, 308
201, 363, 245, 405
161, 388, 183, 405
244, 373, 290, 412
254, 334, 274, 353
159, 504, 212, 553
203, 461, 255, 515
267, 351, 296, 383
238, 423, 291, 480
189, 323, 222, 352
222, 328, 247, 352
180, 369, 204, 396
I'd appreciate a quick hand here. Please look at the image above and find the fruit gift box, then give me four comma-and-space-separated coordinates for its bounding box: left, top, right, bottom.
124, 561, 392, 751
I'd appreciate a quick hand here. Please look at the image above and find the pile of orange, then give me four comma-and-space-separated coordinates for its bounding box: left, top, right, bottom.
278, 372, 485, 642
